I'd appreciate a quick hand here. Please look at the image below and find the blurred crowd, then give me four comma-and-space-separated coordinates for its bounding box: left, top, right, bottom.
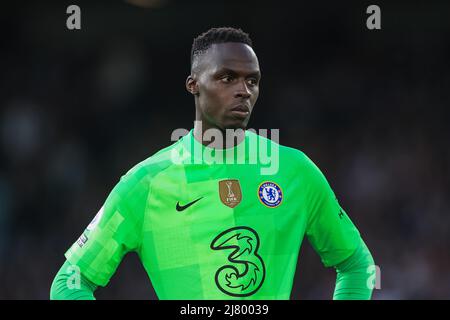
1, 1, 449, 299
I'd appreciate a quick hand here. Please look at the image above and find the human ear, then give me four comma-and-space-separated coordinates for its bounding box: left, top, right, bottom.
186, 75, 199, 96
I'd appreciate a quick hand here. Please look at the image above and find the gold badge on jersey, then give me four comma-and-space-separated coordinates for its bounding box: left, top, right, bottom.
219, 179, 242, 208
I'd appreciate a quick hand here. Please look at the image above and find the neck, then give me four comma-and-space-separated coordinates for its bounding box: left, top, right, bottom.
193, 120, 245, 149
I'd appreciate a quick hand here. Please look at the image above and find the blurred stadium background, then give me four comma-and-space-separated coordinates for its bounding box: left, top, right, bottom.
1, 0, 449, 299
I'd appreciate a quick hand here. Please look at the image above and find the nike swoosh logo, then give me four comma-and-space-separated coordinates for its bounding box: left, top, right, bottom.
176, 197, 203, 212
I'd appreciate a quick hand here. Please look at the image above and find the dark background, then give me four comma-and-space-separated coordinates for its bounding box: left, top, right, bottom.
1, 0, 449, 299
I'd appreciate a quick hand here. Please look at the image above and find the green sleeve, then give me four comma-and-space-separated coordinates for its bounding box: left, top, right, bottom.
50, 260, 98, 300
303, 154, 361, 267
64, 168, 150, 286
333, 239, 375, 300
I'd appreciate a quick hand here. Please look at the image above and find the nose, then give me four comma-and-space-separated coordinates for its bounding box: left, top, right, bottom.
235, 80, 251, 99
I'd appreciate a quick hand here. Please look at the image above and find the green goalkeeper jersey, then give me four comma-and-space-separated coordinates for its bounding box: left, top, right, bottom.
65, 129, 361, 299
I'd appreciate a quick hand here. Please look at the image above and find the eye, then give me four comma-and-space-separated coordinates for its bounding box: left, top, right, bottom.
220, 75, 234, 83
247, 78, 258, 86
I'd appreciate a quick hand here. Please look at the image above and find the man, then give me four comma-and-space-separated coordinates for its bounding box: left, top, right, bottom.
50, 27, 375, 299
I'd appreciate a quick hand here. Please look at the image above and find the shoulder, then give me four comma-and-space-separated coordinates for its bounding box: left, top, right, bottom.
105, 138, 184, 208
280, 146, 324, 180
121, 137, 184, 184
248, 130, 316, 167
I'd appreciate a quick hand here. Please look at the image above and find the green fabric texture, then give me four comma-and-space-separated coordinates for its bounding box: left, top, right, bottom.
333, 239, 375, 300
50, 260, 97, 300
60, 129, 369, 299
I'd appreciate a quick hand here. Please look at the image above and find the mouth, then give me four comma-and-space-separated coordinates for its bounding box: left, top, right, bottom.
230, 104, 250, 119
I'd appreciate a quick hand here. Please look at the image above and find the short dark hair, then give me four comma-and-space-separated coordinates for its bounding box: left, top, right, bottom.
191, 27, 253, 67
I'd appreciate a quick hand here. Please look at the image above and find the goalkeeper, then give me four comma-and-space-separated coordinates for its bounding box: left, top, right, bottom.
51, 27, 376, 300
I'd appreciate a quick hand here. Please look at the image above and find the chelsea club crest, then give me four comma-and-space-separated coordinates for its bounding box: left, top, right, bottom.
258, 182, 283, 208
